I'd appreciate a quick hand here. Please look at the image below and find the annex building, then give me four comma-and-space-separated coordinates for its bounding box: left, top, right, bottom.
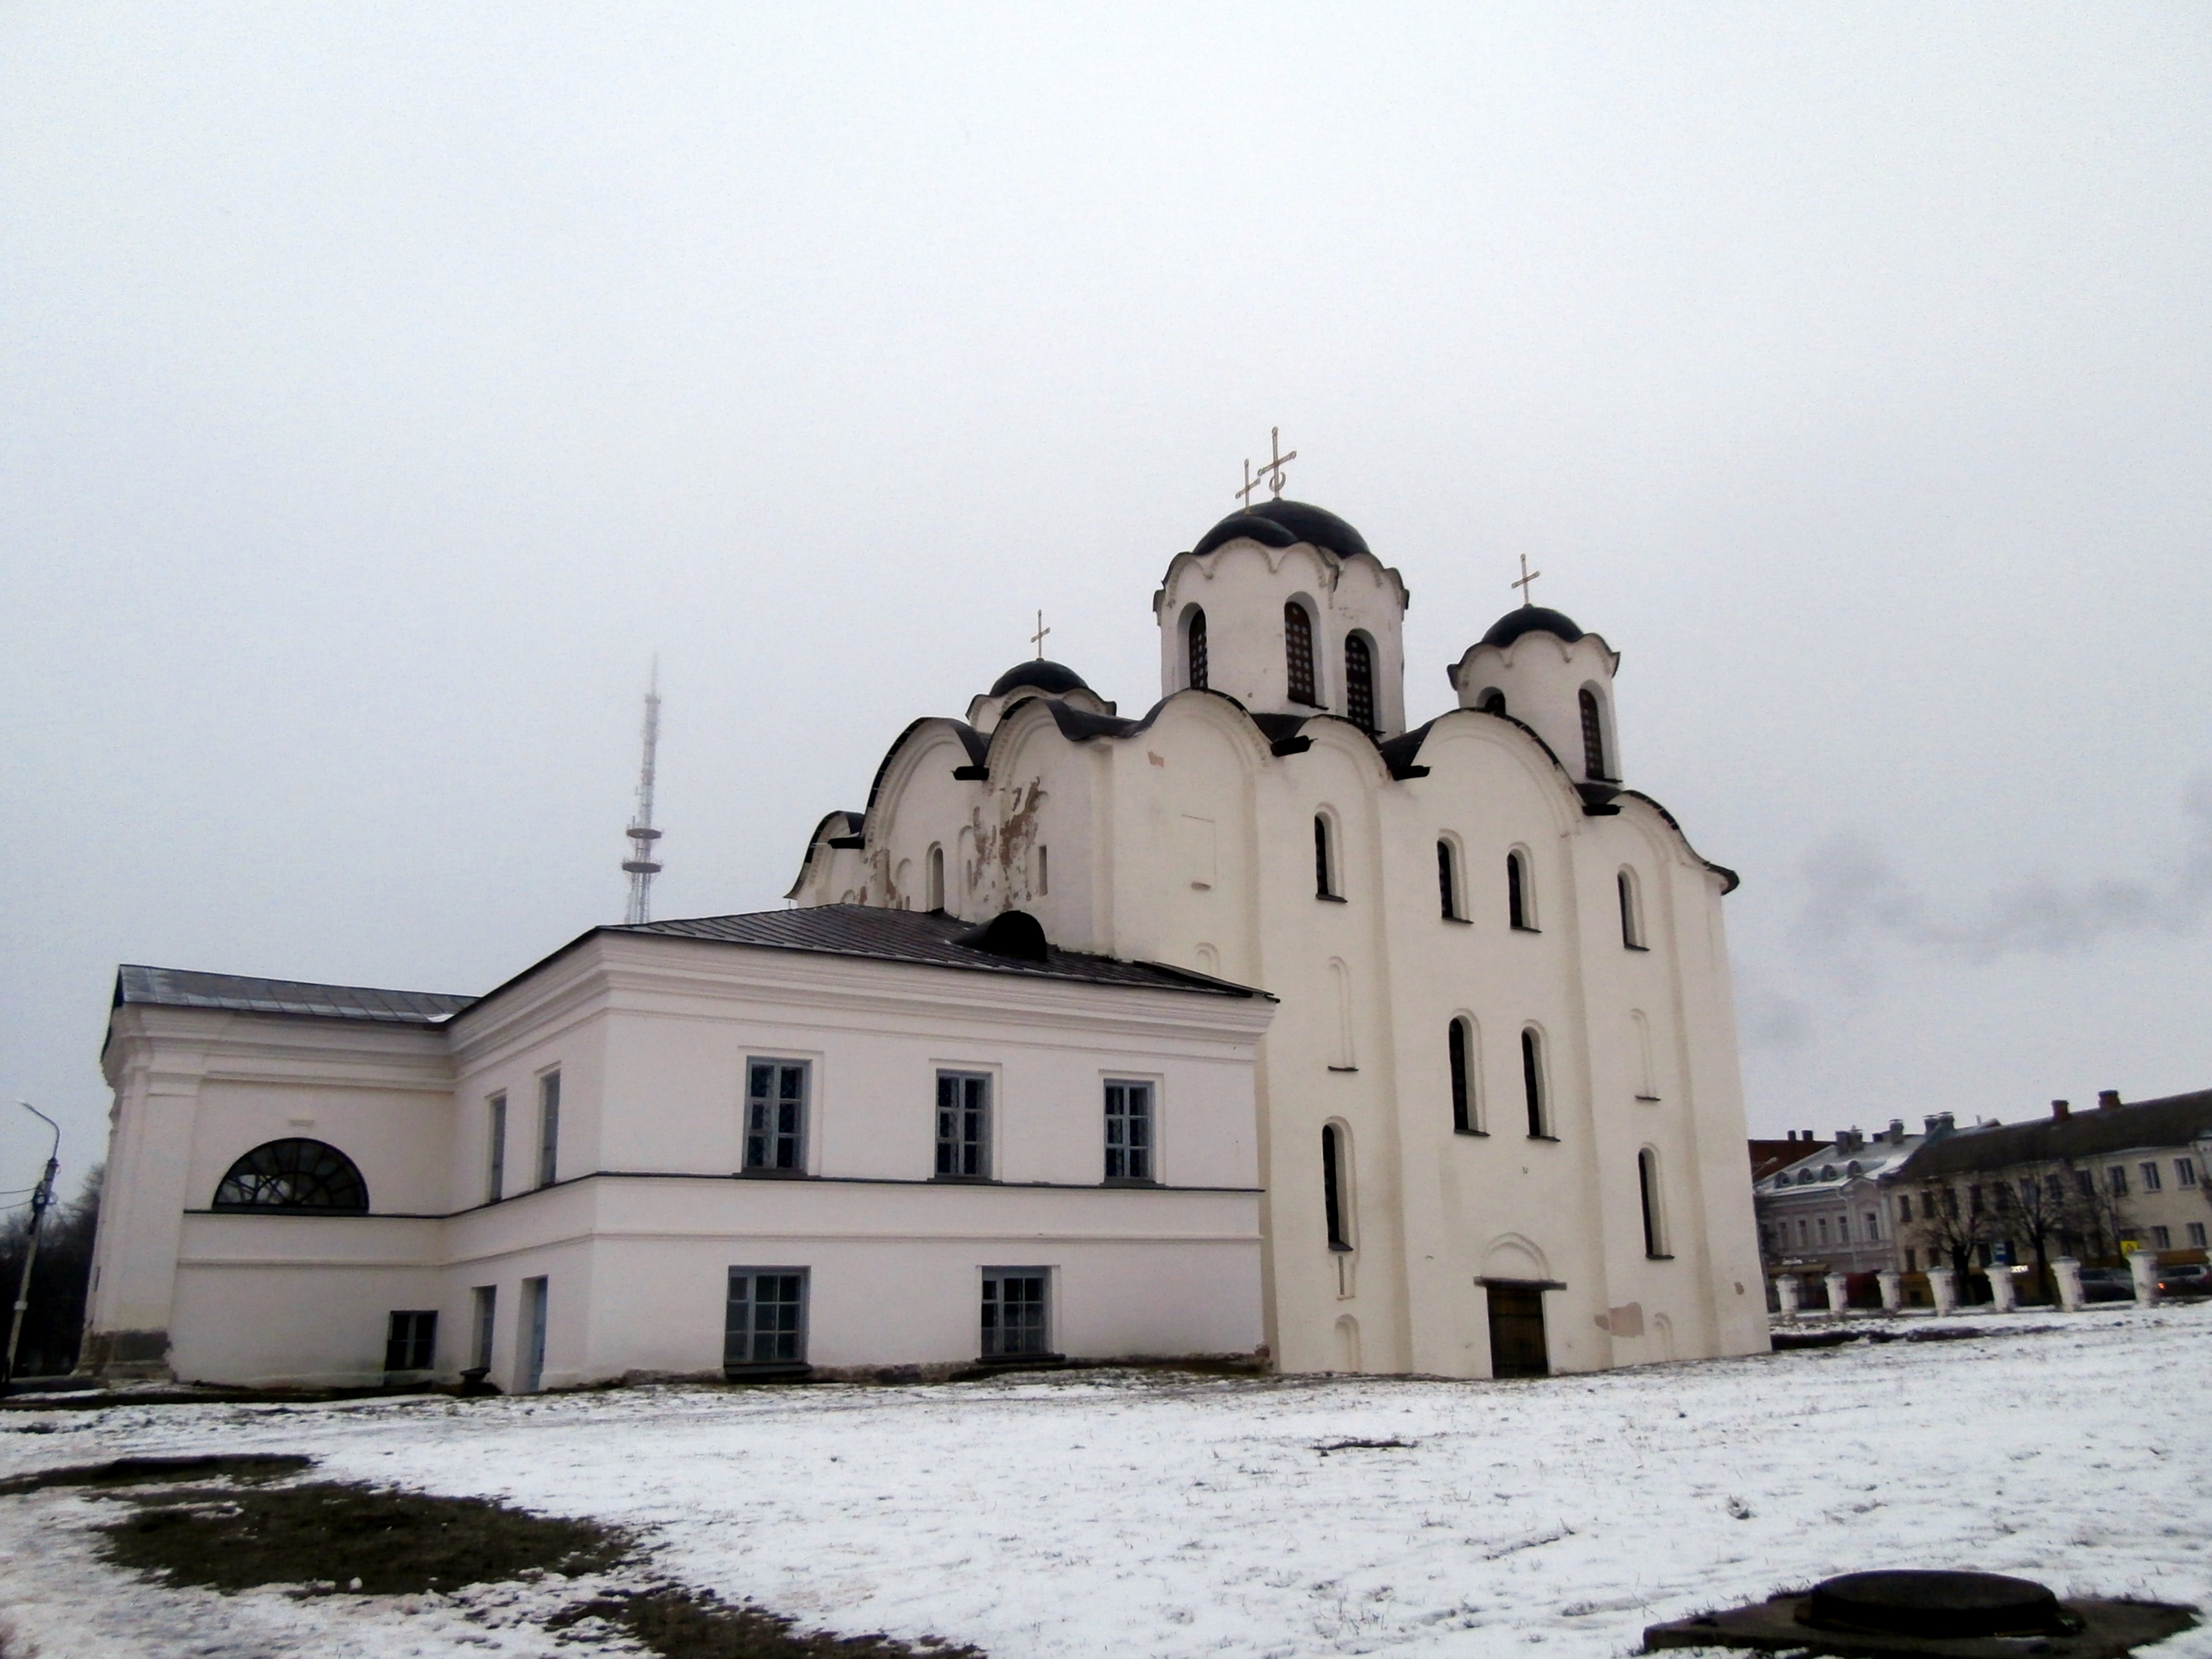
85, 495, 1768, 1388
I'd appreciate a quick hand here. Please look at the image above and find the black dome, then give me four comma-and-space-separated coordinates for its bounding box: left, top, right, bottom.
1480, 605, 1585, 649
1191, 500, 1373, 563
990, 660, 1092, 698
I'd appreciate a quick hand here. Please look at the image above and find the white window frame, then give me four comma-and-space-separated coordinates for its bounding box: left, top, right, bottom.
742, 1058, 811, 1176
1103, 1076, 1157, 1183
935, 1069, 994, 1180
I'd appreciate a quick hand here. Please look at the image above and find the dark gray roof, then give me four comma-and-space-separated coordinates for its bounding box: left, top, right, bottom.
114, 964, 475, 1024
1480, 605, 1585, 649
1190, 500, 1373, 563
612, 905, 1266, 998
990, 660, 1092, 698
1902, 1089, 2212, 1179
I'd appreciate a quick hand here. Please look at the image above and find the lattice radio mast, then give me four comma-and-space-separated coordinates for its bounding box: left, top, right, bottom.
621, 661, 664, 925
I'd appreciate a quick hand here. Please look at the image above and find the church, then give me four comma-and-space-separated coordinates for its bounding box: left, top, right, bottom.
83, 487, 1767, 1388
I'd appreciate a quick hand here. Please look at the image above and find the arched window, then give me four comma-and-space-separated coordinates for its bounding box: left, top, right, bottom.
1437, 839, 1461, 920
926, 844, 945, 912
1579, 688, 1608, 780
1449, 1017, 1481, 1134
1478, 688, 1507, 717
213, 1139, 369, 1213
1186, 606, 1209, 691
1638, 1148, 1667, 1257
1507, 850, 1535, 930
1521, 1028, 1549, 1138
1285, 602, 1317, 705
1617, 868, 1644, 948
1345, 633, 1375, 729
1322, 1123, 1352, 1250
1314, 815, 1338, 899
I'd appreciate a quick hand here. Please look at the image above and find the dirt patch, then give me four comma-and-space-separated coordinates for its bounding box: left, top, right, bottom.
0, 1453, 313, 1495
551, 1585, 986, 1658
97, 1480, 629, 1595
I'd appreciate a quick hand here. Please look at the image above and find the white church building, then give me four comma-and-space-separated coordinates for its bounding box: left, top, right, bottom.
85, 494, 1767, 1388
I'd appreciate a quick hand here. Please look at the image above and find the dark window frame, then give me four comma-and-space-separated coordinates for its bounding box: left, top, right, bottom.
1104, 1079, 1154, 1182
1187, 606, 1209, 691
1579, 687, 1609, 780
385, 1309, 436, 1372
1285, 601, 1318, 706
212, 1138, 370, 1214
1449, 1018, 1482, 1135
725, 1267, 808, 1371
935, 1070, 992, 1179
980, 1269, 1051, 1358
1322, 1123, 1352, 1250
744, 1059, 810, 1175
1345, 632, 1375, 730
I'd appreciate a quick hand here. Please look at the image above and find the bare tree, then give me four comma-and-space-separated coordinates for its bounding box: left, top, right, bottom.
1911, 1177, 1992, 1290
0, 1166, 101, 1379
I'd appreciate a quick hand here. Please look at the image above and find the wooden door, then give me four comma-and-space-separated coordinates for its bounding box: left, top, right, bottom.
1486, 1283, 1549, 1378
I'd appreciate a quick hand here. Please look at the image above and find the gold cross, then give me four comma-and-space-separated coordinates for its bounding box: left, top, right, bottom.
1512, 553, 1542, 607
1235, 427, 1297, 505
1031, 610, 1051, 659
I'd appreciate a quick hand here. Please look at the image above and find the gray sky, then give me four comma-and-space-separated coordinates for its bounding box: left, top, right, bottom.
6, 4, 2211, 1197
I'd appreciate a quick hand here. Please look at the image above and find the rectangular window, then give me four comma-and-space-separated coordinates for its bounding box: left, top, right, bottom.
536, 1070, 561, 1189
385, 1310, 437, 1372
744, 1060, 808, 1173
2177, 1158, 2198, 1188
1036, 844, 1048, 896
1897, 1194, 1913, 1223
485, 1094, 507, 1204
1864, 1210, 1879, 1241
980, 1269, 1049, 1358
1968, 1184, 1983, 1213
470, 1286, 496, 1371
935, 1071, 990, 1178
724, 1268, 807, 1370
2140, 1161, 2162, 1192
1816, 1217, 1829, 1243
521, 1276, 549, 1393
1796, 1218, 1808, 1246
2188, 1222, 2207, 1248
1903, 1247, 1917, 1271
1104, 1081, 1153, 1182
2151, 1225, 2172, 1249
2107, 1165, 2128, 1196
2074, 1167, 2095, 1198
1836, 1215, 1850, 1243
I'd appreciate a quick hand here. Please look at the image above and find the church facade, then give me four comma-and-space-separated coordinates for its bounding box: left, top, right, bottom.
789, 499, 1767, 1375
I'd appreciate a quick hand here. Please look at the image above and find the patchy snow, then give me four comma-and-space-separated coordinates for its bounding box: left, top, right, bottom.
0, 1305, 2206, 1658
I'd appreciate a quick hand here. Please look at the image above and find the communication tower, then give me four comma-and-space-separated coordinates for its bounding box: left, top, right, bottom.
621, 662, 663, 925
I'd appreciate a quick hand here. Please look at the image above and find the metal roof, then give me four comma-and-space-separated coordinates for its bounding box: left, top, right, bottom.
1902, 1090, 2212, 1178
113, 964, 475, 1025
611, 904, 1266, 998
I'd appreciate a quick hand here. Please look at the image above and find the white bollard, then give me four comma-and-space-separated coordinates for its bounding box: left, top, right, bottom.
1775, 1275, 1802, 1320
2129, 1251, 2160, 1306
1878, 1270, 1903, 1312
2053, 1257, 2084, 1312
1825, 1272, 1851, 1314
1989, 1266, 2019, 1312
1928, 1266, 1959, 1314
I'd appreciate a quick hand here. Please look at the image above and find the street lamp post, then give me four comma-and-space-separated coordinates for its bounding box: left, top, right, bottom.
2, 1103, 62, 1394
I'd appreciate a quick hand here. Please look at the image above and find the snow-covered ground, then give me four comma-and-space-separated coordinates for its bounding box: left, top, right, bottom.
0, 1304, 2205, 1659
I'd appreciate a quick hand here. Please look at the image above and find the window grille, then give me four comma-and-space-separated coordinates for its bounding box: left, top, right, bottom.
980, 1271, 1049, 1357
725, 1269, 807, 1368
385, 1310, 436, 1372
1345, 634, 1374, 729
745, 1061, 808, 1172
1579, 688, 1608, 780
936, 1071, 990, 1178
1187, 607, 1208, 690
1285, 602, 1317, 704
212, 1139, 368, 1213
1104, 1081, 1153, 1181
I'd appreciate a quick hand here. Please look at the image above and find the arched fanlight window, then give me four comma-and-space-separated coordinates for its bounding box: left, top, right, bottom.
212, 1139, 369, 1213
926, 844, 945, 912
1639, 1148, 1668, 1257
1322, 1123, 1352, 1250
1617, 868, 1644, 948
1579, 688, 1608, 780
1314, 814, 1338, 899
1449, 1017, 1480, 1134
1285, 602, 1317, 705
1437, 839, 1461, 920
1187, 606, 1209, 691
1345, 633, 1375, 729
1478, 689, 1506, 717
1521, 1028, 1549, 1138
1507, 850, 1534, 930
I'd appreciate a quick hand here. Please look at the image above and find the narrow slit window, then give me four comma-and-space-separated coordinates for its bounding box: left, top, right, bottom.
1314, 816, 1337, 899
1479, 688, 1506, 716
485, 1093, 507, 1204
1345, 634, 1375, 729
1285, 602, 1317, 705
1037, 844, 1048, 896
536, 1070, 561, 1189
470, 1286, 496, 1370
1438, 841, 1460, 920
1507, 851, 1533, 930
1522, 1029, 1548, 1138
1322, 1123, 1351, 1250
1618, 870, 1644, 948
1638, 1150, 1666, 1257
1449, 1018, 1479, 1134
1579, 688, 1608, 780
1187, 607, 1209, 691
1104, 1080, 1154, 1181
926, 844, 945, 912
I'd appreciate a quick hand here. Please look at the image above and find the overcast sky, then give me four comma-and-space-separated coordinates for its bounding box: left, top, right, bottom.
5, 4, 2210, 1198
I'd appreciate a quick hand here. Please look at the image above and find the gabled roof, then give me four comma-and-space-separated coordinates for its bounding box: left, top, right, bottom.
113, 964, 475, 1025
1901, 1090, 2212, 1179
610, 905, 1269, 998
